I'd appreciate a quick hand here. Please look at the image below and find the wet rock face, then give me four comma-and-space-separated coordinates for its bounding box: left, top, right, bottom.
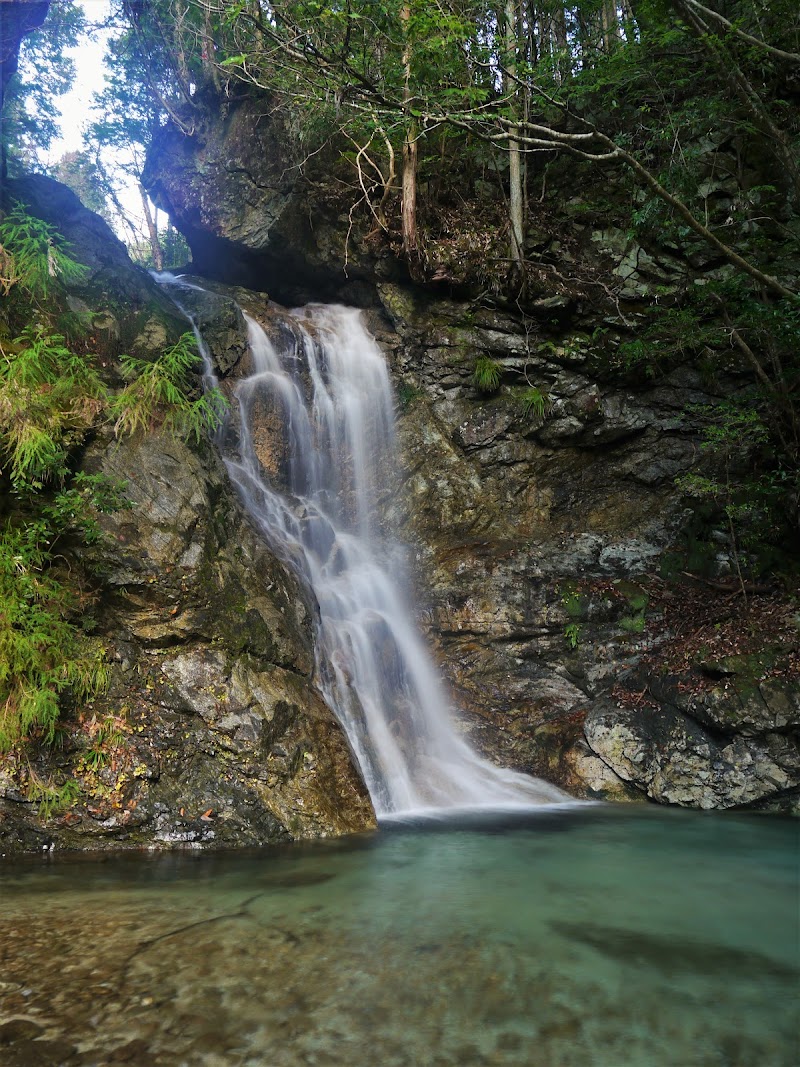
371, 288, 800, 813
1, 425, 374, 853
584, 692, 800, 810
131, 282, 798, 817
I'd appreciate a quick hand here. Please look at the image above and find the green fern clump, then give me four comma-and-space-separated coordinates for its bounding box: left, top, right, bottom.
0, 522, 109, 753
0, 209, 227, 758
0, 202, 87, 299
473, 355, 502, 393
0, 327, 108, 490
111, 332, 227, 442
25, 775, 82, 819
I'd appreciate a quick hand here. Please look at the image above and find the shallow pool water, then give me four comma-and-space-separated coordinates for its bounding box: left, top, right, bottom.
1, 806, 797, 1066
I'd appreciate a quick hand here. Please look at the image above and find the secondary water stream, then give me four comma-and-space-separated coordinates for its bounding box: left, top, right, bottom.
159, 276, 568, 817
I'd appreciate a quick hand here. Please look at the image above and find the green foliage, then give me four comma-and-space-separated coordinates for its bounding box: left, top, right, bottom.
51, 151, 113, 224
0, 462, 122, 754
561, 586, 584, 619
0, 327, 222, 751
613, 300, 720, 379
43, 474, 131, 546
0, 203, 87, 300
564, 622, 581, 649
78, 715, 127, 772
560, 584, 583, 647
110, 333, 227, 442
160, 224, 191, 271
520, 385, 550, 419
0, 521, 110, 753
2, 1, 87, 168
473, 355, 502, 394
25, 775, 82, 820
676, 387, 797, 575
0, 327, 106, 490
0, 210, 226, 754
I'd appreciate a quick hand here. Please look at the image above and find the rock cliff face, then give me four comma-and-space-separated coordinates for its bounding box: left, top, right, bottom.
142, 98, 800, 815
372, 291, 799, 811
0, 177, 374, 853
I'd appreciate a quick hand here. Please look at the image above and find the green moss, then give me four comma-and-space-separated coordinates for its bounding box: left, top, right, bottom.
397, 381, 422, 410
614, 580, 649, 613
561, 582, 585, 619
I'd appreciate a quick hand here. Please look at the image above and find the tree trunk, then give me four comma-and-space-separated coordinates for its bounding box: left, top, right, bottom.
139, 184, 164, 271
201, 0, 221, 92
400, 2, 420, 276
504, 0, 524, 272
601, 0, 618, 52
553, 4, 569, 83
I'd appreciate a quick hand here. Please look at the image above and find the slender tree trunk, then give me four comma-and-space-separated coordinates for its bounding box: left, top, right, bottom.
525, 0, 538, 67
504, 0, 524, 272
620, 0, 637, 42
577, 8, 593, 68
201, 0, 222, 92
400, 1, 420, 276
139, 184, 164, 271
601, 0, 618, 52
553, 4, 569, 83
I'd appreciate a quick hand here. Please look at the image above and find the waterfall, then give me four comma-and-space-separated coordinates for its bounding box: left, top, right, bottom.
156, 276, 570, 817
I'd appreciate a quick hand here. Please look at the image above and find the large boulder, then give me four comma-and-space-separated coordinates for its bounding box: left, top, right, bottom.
142, 95, 393, 304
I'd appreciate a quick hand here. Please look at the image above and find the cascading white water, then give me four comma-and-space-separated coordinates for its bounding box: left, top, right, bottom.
157, 276, 570, 817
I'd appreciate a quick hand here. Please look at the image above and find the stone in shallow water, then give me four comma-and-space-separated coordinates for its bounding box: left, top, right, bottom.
583, 696, 800, 808
0, 1020, 44, 1045
0, 1037, 78, 1067
550, 921, 800, 982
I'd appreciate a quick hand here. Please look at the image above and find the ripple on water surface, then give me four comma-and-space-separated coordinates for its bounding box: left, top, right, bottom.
1, 806, 798, 1067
